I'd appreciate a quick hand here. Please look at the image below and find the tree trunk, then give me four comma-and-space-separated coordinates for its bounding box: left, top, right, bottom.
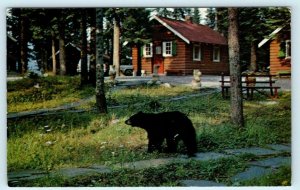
113, 18, 120, 76
19, 9, 28, 74
95, 8, 108, 113
88, 9, 96, 85
80, 9, 88, 85
41, 48, 48, 73
228, 8, 244, 128
250, 40, 257, 72
51, 29, 57, 75
59, 10, 66, 75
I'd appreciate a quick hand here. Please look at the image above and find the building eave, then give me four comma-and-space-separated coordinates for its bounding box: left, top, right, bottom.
151, 15, 190, 44
258, 27, 283, 48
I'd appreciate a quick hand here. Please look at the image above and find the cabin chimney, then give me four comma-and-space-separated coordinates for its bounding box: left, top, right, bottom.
185, 15, 193, 24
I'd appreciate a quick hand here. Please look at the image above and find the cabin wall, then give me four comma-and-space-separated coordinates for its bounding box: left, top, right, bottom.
185, 44, 229, 75
141, 57, 152, 74
132, 45, 138, 74
163, 38, 187, 75
269, 39, 291, 75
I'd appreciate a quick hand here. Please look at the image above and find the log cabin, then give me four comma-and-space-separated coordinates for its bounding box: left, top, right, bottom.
132, 15, 229, 76
258, 25, 291, 76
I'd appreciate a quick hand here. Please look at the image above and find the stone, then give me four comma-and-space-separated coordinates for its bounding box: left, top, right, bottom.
53, 167, 112, 178
194, 152, 230, 161
266, 144, 291, 153
180, 179, 226, 187
231, 166, 273, 182
160, 83, 172, 88
250, 157, 291, 169
115, 158, 183, 170
8, 170, 48, 181
224, 147, 280, 156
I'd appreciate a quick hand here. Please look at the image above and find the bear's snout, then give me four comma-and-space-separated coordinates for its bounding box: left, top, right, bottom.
125, 119, 131, 125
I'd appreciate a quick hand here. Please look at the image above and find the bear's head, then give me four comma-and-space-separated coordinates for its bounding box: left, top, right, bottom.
125, 111, 145, 127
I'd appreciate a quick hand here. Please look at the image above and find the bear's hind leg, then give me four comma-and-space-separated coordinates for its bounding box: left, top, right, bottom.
166, 134, 179, 153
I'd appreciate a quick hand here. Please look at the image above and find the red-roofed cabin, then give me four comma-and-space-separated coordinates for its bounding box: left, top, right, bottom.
132, 15, 229, 76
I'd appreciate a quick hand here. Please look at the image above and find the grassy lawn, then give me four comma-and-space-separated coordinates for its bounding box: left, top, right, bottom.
7, 76, 291, 186
7, 76, 94, 113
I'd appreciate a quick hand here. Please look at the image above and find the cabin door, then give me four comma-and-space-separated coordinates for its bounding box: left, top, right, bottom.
153, 43, 164, 74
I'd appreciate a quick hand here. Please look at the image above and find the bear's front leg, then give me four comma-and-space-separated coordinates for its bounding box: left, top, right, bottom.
147, 134, 163, 153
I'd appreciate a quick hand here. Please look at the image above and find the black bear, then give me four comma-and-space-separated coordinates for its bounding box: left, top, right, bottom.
125, 111, 197, 157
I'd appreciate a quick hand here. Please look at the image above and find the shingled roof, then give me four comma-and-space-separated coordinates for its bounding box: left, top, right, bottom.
152, 15, 227, 45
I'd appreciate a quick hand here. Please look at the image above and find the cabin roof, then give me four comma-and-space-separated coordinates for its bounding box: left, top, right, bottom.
151, 15, 227, 45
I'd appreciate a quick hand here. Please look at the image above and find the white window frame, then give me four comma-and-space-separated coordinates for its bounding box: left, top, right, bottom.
213, 46, 220, 62
193, 44, 201, 61
285, 40, 291, 58
143, 43, 153, 58
163, 41, 172, 57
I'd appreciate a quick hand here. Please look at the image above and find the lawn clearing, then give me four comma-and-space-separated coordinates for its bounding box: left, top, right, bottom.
7, 78, 291, 186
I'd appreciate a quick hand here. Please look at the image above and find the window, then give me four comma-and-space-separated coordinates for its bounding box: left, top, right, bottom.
279, 40, 291, 59
143, 43, 153, 57
213, 46, 220, 62
163, 41, 172, 57
193, 44, 201, 61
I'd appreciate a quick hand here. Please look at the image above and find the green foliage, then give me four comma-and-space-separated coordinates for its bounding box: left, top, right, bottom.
154, 8, 192, 20
192, 8, 201, 24
207, 7, 291, 71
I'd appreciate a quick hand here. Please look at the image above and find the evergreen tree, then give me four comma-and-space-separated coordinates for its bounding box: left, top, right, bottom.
95, 8, 107, 113
205, 8, 216, 28
192, 8, 201, 24
228, 8, 244, 128
80, 9, 88, 85
19, 9, 29, 74
58, 9, 66, 76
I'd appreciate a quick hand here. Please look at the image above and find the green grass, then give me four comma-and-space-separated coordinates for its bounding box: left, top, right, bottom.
7, 77, 291, 186
7, 76, 94, 113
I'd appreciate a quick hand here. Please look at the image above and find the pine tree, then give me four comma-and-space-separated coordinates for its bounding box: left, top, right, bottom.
19, 9, 29, 74
192, 8, 201, 24
95, 8, 108, 113
228, 8, 244, 128
205, 8, 216, 29
80, 8, 88, 85
58, 9, 67, 76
